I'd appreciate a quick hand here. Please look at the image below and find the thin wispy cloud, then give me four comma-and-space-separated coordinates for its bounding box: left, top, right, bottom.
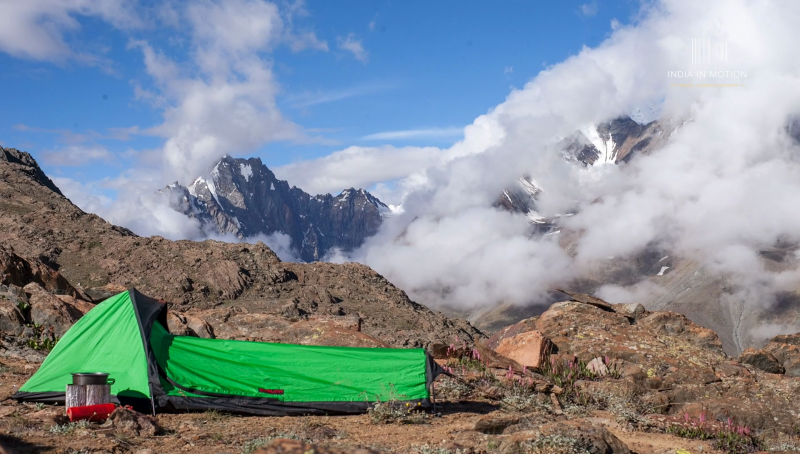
580, 1, 599, 17
337, 33, 368, 62
368, 14, 378, 32
362, 127, 464, 141
288, 82, 395, 108
14, 123, 142, 143
41, 145, 116, 167
13, 123, 91, 144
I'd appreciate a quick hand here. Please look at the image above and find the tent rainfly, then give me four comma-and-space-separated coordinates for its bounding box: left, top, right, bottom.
13, 289, 443, 415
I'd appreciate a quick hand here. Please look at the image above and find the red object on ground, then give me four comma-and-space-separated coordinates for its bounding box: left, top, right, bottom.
67, 403, 116, 422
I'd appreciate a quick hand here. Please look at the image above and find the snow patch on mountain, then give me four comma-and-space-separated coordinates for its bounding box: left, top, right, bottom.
239, 163, 253, 182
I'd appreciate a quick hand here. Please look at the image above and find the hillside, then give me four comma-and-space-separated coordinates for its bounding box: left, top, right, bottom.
0, 146, 482, 349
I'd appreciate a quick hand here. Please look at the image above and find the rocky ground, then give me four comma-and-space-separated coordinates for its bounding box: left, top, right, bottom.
2, 293, 800, 454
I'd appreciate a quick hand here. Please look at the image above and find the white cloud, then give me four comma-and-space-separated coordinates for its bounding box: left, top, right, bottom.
337, 33, 368, 62
316, 0, 800, 335
580, 1, 599, 17
0, 0, 140, 62
287, 31, 329, 52
504, 66, 513, 75
361, 127, 464, 141
274, 145, 445, 196
41, 145, 115, 166
130, 0, 320, 183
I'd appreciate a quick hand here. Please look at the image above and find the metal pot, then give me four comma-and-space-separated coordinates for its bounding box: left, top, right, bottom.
71, 373, 115, 386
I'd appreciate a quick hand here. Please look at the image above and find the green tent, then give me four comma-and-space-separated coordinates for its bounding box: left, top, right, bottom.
13, 289, 443, 415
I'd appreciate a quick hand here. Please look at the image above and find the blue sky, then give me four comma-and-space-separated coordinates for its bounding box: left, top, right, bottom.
0, 0, 641, 199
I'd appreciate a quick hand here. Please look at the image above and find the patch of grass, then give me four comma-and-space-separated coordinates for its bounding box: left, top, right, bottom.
434, 375, 472, 401
666, 414, 763, 454
208, 432, 225, 442
499, 386, 551, 413
413, 444, 464, 454
366, 384, 429, 425
50, 420, 91, 435
368, 400, 428, 425
200, 409, 231, 422
520, 434, 591, 454
24, 323, 60, 351
2, 413, 36, 432
240, 432, 312, 454
539, 355, 600, 394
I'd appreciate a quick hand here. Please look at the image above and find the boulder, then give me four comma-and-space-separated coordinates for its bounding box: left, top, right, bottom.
739, 348, 785, 374
0, 246, 77, 297
556, 289, 614, 311
495, 330, 552, 369
611, 302, 647, 320
0, 299, 25, 333
106, 407, 161, 437
23, 283, 80, 336
500, 419, 631, 454
166, 312, 195, 336
83, 283, 127, 303
55, 295, 94, 316
587, 357, 608, 376
475, 341, 525, 371
486, 316, 539, 350
184, 314, 215, 339
638, 311, 725, 355
762, 334, 800, 377
473, 414, 521, 434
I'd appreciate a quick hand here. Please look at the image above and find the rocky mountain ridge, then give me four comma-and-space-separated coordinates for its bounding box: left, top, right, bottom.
162, 155, 389, 262
0, 146, 482, 349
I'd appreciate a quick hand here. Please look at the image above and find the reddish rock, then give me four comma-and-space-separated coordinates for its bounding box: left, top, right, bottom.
55, 294, 94, 316
486, 316, 539, 350
184, 313, 215, 339
494, 330, 552, 369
